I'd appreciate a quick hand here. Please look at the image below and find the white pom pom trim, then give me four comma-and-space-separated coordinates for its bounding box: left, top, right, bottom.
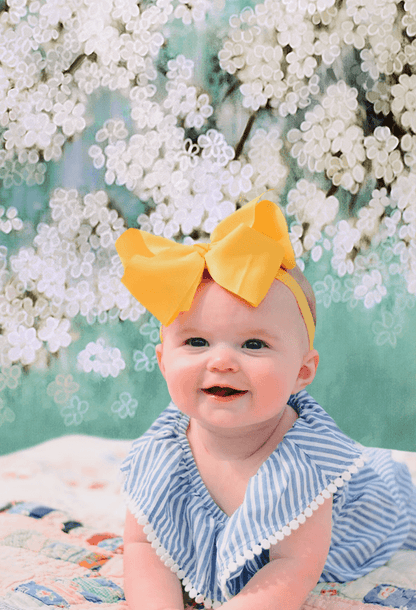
124, 493, 220, 608
124, 453, 368, 608
219, 453, 368, 601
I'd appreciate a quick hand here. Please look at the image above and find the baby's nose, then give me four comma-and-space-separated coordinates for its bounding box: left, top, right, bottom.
207, 346, 239, 372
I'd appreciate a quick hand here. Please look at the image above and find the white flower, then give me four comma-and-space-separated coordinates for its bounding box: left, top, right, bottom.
323, 81, 358, 120
37, 316, 72, 352
366, 81, 391, 115
0, 206, 23, 233
184, 92, 213, 129
73, 59, 102, 95
112, 0, 140, 22
174, 0, 210, 25
95, 118, 129, 145
7, 325, 43, 365
166, 54, 194, 82
4, 122, 26, 151
52, 100, 86, 137
391, 73, 416, 133
358, 48, 379, 80
43, 133, 66, 162
371, 32, 404, 76
219, 160, 253, 198
391, 171, 416, 210
287, 180, 339, 228
382, 209, 401, 237
288, 105, 331, 173
331, 220, 361, 276
247, 127, 288, 190
275, 8, 310, 48
77, 338, 126, 378
282, 0, 336, 15
364, 126, 404, 184
20, 111, 57, 149
287, 48, 317, 80
197, 129, 234, 166
314, 31, 341, 65
132, 100, 164, 129
287, 180, 339, 255
354, 270, 387, 308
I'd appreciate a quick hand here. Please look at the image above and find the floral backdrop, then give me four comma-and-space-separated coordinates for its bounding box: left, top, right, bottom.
0, 0, 415, 456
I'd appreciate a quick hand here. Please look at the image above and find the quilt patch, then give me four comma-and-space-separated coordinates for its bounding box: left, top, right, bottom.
0, 502, 125, 608
72, 577, 125, 603
364, 585, 416, 608
14, 581, 69, 607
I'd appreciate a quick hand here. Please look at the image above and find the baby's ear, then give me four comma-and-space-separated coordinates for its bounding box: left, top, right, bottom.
294, 349, 319, 393
155, 343, 165, 378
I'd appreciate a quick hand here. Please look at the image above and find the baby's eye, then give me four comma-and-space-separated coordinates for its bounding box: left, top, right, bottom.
243, 339, 268, 350
185, 337, 208, 347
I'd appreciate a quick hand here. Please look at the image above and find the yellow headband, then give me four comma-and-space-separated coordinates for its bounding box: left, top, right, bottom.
115, 196, 315, 349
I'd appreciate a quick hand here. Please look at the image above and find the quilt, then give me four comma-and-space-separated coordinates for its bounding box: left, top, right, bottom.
0, 435, 415, 610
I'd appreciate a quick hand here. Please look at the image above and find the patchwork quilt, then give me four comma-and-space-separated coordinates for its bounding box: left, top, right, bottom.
0, 435, 415, 610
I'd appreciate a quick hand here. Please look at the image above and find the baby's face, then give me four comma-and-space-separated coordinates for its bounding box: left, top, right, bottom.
156, 278, 318, 433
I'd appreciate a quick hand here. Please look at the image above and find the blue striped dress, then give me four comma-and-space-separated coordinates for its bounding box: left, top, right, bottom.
120, 390, 416, 609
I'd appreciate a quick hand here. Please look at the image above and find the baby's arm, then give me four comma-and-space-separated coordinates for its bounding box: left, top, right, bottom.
222, 496, 333, 610
123, 509, 185, 610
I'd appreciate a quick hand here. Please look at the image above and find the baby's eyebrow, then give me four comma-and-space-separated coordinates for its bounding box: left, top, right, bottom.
176, 326, 204, 335
240, 329, 277, 339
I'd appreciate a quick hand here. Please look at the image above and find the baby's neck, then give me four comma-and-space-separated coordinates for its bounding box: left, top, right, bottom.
187, 405, 298, 464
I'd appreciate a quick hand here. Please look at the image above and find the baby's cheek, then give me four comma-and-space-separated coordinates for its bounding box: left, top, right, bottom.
251, 363, 291, 397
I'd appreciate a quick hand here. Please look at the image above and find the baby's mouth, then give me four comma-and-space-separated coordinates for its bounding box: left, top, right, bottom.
202, 386, 247, 397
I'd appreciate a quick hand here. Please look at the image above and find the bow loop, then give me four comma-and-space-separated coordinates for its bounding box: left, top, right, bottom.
205, 223, 284, 307
211, 198, 295, 271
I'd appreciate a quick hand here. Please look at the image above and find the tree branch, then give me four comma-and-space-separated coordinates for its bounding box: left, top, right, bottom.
326, 183, 339, 198
63, 52, 97, 75
234, 113, 257, 160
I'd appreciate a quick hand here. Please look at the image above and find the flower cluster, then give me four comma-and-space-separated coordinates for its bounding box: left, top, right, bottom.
286, 180, 339, 263
0, 0, 174, 188
288, 81, 366, 193
247, 127, 288, 191
173, 0, 212, 25
353, 269, 387, 309
0, 206, 24, 234
339, 0, 402, 75
0, 188, 146, 368
391, 74, 416, 133
164, 55, 214, 130
218, 3, 323, 114
77, 338, 126, 378
91, 59, 262, 241
364, 126, 403, 185
390, 172, 416, 294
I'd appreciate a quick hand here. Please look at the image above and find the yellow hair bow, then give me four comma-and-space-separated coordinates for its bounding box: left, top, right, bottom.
115, 196, 315, 349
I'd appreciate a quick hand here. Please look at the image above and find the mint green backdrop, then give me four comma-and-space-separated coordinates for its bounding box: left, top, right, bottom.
0, 0, 415, 456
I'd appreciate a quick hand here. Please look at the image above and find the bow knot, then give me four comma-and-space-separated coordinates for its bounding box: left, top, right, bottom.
193, 242, 211, 257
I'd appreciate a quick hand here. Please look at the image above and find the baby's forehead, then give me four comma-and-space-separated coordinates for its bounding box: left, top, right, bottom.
191, 277, 301, 324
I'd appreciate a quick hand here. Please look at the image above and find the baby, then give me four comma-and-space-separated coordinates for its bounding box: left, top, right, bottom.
116, 196, 416, 610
